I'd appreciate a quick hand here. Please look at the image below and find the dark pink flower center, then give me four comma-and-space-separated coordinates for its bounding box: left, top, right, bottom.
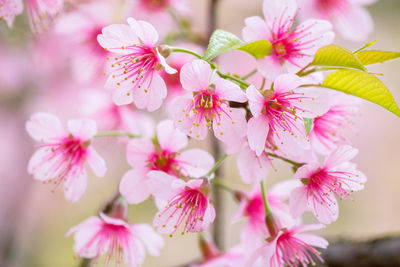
262, 90, 309, 137
37, 135, 88, 189
245, 195, 265, 222
186, 88, 230, 126
302, 168, 360, 211
161, 188, 209, 235
147, 150, 179, 175
276, 229, 323, 266
80, 222, 131, 265
106, 45, 159, 94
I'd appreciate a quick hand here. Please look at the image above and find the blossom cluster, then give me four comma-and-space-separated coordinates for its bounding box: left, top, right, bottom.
11, 0, 388, 266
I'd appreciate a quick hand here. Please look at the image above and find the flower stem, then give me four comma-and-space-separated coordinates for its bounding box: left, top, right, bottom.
260, 180, 272, 215
170, 47, 202, 59
242, 69, 257, 80
266, 152, 303, 168
210, 178, 234, 193
206, 153, 228, 177
216, 71, 250, 89
94, 131, 140, 138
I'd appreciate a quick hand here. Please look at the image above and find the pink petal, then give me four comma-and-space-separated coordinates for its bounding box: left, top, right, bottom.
246, 85, 265, 117
127, 17, 159, 46
147, 171, 184, 200
97, 24, 139, 54
333, 6, 373, 42
132, 73, 167, 111
293, 19, 334, 55
26, 112, 64, 142
27, 148, 55, 181
112, 85, 134, 106
131, 224, 164, 256
247, 116, 269, 156
64, 169, 88, 202
242, 16, 271, 42
214, 76, 247, 103
296, 233, 329, 249
86, 147, 107, 177
199, 202, 216, 231
156, 48, 177, 74
289, 186, 308, 218
293, 163, 319, 180
156, 120, 188, 152
324, 145, 358, 169
119, 169, 151, 204
263, 0, 298, 34
177, 149, 215, 178
180, 59, 212, 92
237, 144, 269, 184
67, 118, 97, 141
126, 138, 154, 169
311, 192, 339, 224
273, 73, 305, 93
213, 107, 248, 145
257, 56, 284, 81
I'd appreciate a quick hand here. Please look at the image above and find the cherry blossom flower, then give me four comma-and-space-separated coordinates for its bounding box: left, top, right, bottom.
233, 180, 300, 253
247, 224, 328, 267
97, 17, 177, 111
0, 0, 23, 28
242, 0, 334, 80
309, 93, 360, 155
27, 0, 63, 33
193, 245, 245, 267
149, 171, 215, 236
289, 145, 366, 224
297, 0, 376, 41
54, 2, 119, 83
67, 212, 163, 266
120, 120, 214, 204
26, 113, 106, 202
171, 59, 248, 149
246, 74, 329, 156
129, 0, 189, 36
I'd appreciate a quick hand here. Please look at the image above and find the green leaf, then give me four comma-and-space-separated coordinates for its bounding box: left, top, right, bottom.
322, 69, 400, 117
312, 45, 367, 71
355, 50, 400, 65
239, 40, 272, 59
303, 118, 314, 136
203, 30, 244, 61
353, 40, 376, 54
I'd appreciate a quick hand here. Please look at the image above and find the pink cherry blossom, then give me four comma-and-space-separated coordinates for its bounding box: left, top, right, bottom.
193, 247, 245, 267
233, 180, 300, 254
67, 212, 163, 267
27, 0, 63, 33
26, 113, 106, 202
120, 119, 214, 204
309, 93, 360, 154
246, 74, 329, 156
297, 0, 376, 41
149, 171, 215, 235
247, 224, 328, 267
289, 145, 366, 224
97, 17, 177, 111
171, 59, 248, 147
54, 2, 118, 83
0, 0, 23, 28
242, 0, 334, 80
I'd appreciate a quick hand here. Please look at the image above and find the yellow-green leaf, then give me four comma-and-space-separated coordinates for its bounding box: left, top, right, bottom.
239, 40, 272, 59
355, 50, 400, 65
312, 45, 366, 71
203, 30, 244, 61
322, 69, 400, 117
